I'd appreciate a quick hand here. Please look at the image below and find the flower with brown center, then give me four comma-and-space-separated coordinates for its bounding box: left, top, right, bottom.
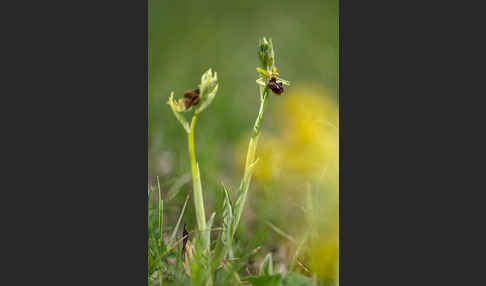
183, 88, 200, 109
267, 77, 284, 95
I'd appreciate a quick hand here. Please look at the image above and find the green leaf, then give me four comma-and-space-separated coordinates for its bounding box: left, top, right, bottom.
211, 184, 235, 274
245, 274, 282, 286
233, 157, 260, 237
282, 272, 315, 286
193, 162, 206, 234
204, 212, 216, 251
259, 253, 273, 276
221, 183, 233, 254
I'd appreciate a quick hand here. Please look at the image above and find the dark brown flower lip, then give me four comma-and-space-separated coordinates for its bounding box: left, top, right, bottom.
268, 77, 284, 95
183, 88, 200, 109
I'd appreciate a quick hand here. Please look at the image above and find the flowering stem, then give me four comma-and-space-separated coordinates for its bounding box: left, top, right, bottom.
253, 88, 270, 138
188, 113, 206, 233
233, 87, 269, 237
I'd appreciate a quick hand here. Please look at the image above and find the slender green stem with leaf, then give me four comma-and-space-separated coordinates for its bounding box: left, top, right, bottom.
232, 37, 290, 237
232, 87, 268, 237
188, 113, 206, 232
167, 69, 218, 247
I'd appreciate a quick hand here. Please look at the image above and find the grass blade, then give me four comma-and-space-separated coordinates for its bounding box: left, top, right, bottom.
168, 194, 190, 246
157, 176, 163, 241
290, 233, 308, 272
205, 212, 216, 251
167, 172, 191, 201
265, 221, 297, 244
260, 253, 273, 275
221, 183, 233, 257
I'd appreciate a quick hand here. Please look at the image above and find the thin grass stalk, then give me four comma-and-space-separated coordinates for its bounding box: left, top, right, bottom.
157, 177, 163, 241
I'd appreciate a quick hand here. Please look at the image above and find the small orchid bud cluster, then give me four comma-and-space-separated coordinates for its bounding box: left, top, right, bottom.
232, 37, 291, 239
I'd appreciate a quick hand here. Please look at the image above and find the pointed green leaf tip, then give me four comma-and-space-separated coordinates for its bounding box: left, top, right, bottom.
221, 183, 233, 250
260, 253, 274, 276
196, 68, 219, 114
258, 37, 275, 70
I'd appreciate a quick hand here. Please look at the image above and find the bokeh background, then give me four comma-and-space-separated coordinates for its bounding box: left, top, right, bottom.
149, 0, 338, 282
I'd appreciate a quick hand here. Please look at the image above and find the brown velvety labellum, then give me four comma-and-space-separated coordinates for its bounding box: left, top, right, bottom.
268, 77, 284, 95
183, 88, 200, 109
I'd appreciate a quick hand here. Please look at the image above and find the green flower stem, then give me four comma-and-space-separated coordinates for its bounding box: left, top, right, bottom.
188, 113, 206, 233
233, 87, 269, 237
253, 88, 269, 137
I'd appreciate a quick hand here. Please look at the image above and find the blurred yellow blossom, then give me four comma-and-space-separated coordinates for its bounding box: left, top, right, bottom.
280, 84, 338, 179
237, 82, 339, 185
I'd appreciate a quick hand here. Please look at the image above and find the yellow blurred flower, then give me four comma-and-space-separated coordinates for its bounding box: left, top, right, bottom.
237, 82, 339, 185
281, 88, 338, 178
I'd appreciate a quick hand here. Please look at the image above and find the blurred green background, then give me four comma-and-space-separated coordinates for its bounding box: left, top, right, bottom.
149, 0, 338, 281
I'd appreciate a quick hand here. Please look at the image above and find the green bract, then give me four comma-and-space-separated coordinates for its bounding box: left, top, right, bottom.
196, 68, 218, 114
167, 92, 191, 132
258, 37, 275, 71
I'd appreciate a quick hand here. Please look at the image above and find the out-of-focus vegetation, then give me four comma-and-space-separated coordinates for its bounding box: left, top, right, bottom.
149, 0, 338, 285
